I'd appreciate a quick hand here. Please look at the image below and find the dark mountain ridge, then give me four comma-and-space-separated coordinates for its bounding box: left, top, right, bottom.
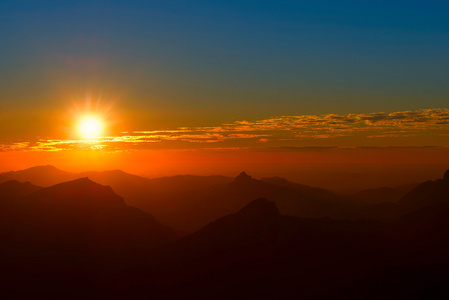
0, 180, 42, 198
348, 183, 418, 204
359, 169, 449, 222
1, 165, 75, 186
2, 166, 355, 232
2, 170, 449, 298
0, 178, 177, 258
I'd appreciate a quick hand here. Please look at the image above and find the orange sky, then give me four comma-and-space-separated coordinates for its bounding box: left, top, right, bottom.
2, 105, 449, 190
2, 2, 449, 192
2, 146, 449, 191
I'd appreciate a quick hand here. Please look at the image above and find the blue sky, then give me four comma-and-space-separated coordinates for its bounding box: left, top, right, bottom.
1, 0, 449, 132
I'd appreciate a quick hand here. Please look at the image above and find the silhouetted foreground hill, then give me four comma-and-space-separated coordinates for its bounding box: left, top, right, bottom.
0, 178, 176, 264
0, 178, 178, 297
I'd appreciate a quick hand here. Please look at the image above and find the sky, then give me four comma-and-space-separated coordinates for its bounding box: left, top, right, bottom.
1, 0, 449, 186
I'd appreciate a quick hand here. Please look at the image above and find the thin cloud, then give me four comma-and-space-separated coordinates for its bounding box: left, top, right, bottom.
3, 108, 449, 151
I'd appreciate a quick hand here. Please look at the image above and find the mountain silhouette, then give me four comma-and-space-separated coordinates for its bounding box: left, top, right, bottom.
77, 170, 233, 219
1, 165, 75, 186
261, 176, 340, 199
357, 169, 449, 222
0, 174, 11, 184
156, 198, 389, 299
399, 170, 449, 210
231, 171, 255, 184
0, 177, 177, 298
173, 197, 281, 259
0, 178, 176, 257
0, 166, 233, 229
2, 168, 449, 298
212, 171, 355, 224
159, 198, 284, 280
348, 183, 418, 204
31, 177, 128, 210
133, 170, 356, 233
0, 180, 42, 198
1, 166, 359, 233
391, 169, 449, 246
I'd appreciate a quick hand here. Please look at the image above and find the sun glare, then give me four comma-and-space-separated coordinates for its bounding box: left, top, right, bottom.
78, 116, 103, 138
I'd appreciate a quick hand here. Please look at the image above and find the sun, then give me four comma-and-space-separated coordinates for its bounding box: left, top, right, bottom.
78, 116, 103, 138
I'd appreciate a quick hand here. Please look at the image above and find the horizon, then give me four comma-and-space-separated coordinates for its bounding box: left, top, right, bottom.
2, 163, 449, 194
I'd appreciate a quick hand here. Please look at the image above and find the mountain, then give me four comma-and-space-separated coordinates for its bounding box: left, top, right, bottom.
156, 193, 449, 299
399, 169, 449, 210
122, 171, 356, 233
145, 174, 233, 193
0, 178, 177, 256
0, 177, 180, 298
360, 169, 449, 222
156, 198, 389, 299
9, 166, 431, 232
2, 172, 449, 298
0, 180, 42, 198
201, 172, 355, 226
30, 177, 126, 209
171, 197, 380, 261
0, 166, 236, 231
166, 198, 282, 264
77, 170, 233, 201
78, 169, 152, 188
1, 166, 355, 233
387, 172, 449, 266
2, 166, 233, 195
77, 170, 233, 212
383, 169, 449, 244
0, 174, 11, 184
349, 183, 418, 205
1, 165, 75, 186
261, 176, 340, 200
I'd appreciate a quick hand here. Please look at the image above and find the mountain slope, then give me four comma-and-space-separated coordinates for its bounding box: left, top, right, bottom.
0, 180, 42, 198
0, 178, 177, 255
172, 171, 355, 231
399, 169, 449, 210
1, 165, 75, 186
156, 198, 386, 299
77, 170, 356, 233
2, 173, 449, 299
0, 166, 356, 232
361, 169, 449, 222
0, 177, 178, 298
349, 185, 417, 204
0, 174, 11, 184
261, 176, 340, 200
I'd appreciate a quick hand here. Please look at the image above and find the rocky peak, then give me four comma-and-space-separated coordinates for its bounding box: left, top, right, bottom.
444, 169, 449, 182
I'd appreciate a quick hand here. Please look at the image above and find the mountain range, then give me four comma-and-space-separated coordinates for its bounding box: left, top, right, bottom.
0, 166, 357, 232
2, 166, 449, 298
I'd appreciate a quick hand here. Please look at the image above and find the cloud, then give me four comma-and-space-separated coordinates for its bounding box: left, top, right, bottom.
3, 108, 449, 151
